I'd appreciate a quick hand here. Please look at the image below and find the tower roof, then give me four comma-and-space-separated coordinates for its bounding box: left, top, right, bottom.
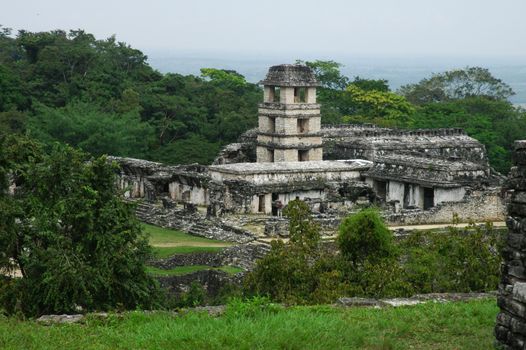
260, 64, 319, 87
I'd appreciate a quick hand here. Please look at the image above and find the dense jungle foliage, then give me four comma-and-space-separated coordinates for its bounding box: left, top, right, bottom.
1, 27, 525, 172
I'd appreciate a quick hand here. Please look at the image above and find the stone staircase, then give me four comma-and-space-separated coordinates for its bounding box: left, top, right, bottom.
132, 200, 256, 244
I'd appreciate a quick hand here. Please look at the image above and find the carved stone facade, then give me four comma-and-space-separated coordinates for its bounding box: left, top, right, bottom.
496, 140, 526, 350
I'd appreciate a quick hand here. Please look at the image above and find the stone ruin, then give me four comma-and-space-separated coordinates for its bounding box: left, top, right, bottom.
495, 140, 526, 349
110, 63, 506, 241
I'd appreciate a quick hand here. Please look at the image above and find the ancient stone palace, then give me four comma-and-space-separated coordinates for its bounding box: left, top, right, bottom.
111, 64, 506, 238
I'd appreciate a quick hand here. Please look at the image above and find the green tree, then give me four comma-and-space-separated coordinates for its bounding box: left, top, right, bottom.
28, 102, 155, 158
341, 84, 415, 127
0, 136, 160, 316
297, 60, 349, 90
399, 67, 515, 105
245, 199, 325, 303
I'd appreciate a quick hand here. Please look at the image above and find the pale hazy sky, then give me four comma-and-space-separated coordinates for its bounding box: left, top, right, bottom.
2, 0, 526, 58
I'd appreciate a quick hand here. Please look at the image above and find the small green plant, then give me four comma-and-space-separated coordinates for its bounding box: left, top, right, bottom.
225, 296, 282, 319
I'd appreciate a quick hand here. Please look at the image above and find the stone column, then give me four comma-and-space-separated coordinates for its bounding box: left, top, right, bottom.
495, 140, 526, 349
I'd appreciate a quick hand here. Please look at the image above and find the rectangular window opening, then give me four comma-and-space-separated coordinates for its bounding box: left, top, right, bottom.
299, 150, 309, 162
273, 87, 281, 102
297, 118, 309, 133
294, 87, 306, 103
269, 117, 276, 133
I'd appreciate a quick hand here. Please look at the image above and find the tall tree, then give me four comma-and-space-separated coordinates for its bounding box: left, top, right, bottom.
399, 67, 515, 105
0, 136, 161, 316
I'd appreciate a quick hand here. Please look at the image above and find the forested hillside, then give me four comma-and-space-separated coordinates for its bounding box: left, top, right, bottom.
0, 27, 260, 165
1, 27, 525, 172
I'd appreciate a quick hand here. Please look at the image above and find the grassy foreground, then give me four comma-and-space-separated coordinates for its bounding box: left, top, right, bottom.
0, 299, 497, 349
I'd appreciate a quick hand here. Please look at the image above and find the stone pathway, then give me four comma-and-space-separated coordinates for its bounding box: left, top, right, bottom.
389, 221, 506, 231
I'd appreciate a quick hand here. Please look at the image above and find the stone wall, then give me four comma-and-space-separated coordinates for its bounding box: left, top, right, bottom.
386, 187, 505, 225
495, 140, 526, 349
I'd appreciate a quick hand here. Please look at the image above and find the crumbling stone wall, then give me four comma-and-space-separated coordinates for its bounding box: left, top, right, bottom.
495, 140, 526, 349
386, 187, 505, 225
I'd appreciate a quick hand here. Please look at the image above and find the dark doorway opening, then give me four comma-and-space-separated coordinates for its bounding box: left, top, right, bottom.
271, 193, 279, 216
424, 187, 434, 210
258, 195, 266, 213
374, 180, 387, 201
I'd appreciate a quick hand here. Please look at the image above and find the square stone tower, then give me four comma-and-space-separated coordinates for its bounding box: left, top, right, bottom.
256, 64, 322, 163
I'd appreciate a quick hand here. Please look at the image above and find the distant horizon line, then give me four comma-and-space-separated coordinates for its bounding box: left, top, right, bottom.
142, 49, 526, 64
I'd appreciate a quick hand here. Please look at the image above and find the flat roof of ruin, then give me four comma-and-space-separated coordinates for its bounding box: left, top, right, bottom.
209, 159, 372, 175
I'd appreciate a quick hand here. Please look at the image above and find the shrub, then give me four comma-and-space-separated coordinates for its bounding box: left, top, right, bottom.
337, 208, 394, 265
400, 224, 503, 293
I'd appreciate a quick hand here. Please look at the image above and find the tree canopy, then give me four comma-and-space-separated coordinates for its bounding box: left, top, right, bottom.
0, 28, 260, 165
0, 136, 161, 316
398, 67, 515, 105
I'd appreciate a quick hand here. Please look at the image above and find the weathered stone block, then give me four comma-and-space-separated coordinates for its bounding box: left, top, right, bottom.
497, 312, 513, 327
512, 282, 526, 304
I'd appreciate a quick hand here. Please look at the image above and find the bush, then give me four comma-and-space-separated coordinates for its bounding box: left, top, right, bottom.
337, 208, 394, 265
244, 199, 325, 304
400, 224, 503, 293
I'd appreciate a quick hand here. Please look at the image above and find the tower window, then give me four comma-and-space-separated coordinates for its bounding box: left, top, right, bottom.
299, 150, 309, 161
294, 87, 306, 103
273, 87, 281, 102
269, 117, 276, 133
268, 149, 274, 162
297, 118, 309, 133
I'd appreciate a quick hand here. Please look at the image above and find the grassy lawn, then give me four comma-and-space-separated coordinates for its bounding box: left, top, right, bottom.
152, 246, 225, 259
146, 265, 243, 276
143, 224, 232, 247
0, 299, 498, 349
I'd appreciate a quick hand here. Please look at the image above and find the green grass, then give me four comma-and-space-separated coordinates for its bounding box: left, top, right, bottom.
146, 265, 243, 276
0, 299, 498, 349
143, 224, 231, 247
152, 246, 225, 259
